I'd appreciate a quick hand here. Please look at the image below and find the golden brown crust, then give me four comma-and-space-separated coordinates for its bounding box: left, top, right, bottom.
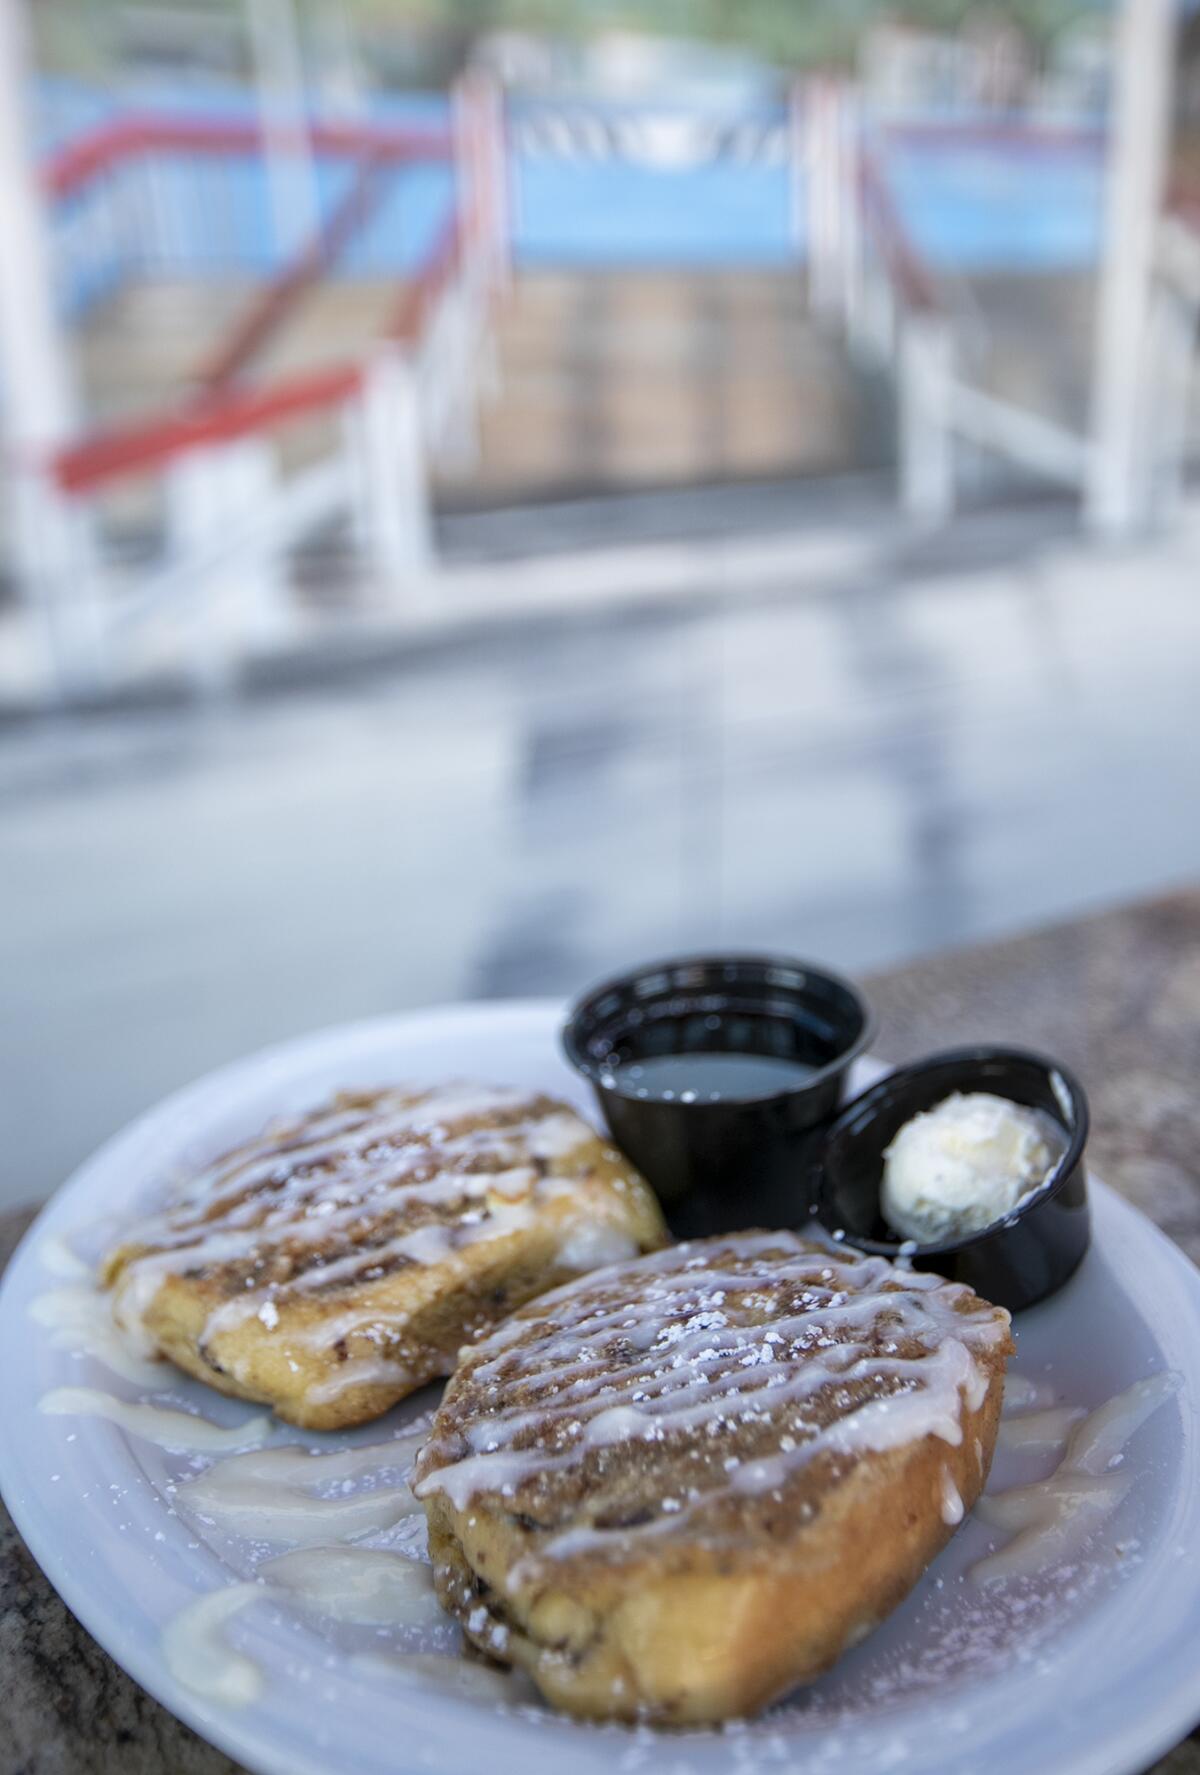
100, 1085, 667, 1430
415, 1234, 1012, 1722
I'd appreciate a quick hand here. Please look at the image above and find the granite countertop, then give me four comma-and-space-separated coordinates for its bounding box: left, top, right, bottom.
4, 889, 1200, 1774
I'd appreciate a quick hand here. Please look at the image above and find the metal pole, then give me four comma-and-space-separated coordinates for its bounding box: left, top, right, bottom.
0, 0, 103, 692
246, 0, 320, 259
450, 74, 477, 287
805, 77, 844, 316
787, 78, 807, 262
1085, 0, 1176, 535
483, 74, 512, 294
1144, 279, 1196, 522
314, 1, 365, 118
0, 2, 74, 449
839, 88, 864, 342
356, 351, 434, 600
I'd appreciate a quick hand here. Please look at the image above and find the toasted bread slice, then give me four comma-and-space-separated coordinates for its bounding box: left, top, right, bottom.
100, 1084, 667, 1430
415, 1231, 1012, 1723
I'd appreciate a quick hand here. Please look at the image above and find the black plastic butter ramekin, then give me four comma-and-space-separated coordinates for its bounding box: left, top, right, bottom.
561, 953, 873, 1238
810, 1045, 1090, 1312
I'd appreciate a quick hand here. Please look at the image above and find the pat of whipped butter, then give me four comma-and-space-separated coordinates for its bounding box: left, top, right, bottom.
881, 1091, 1061, 1246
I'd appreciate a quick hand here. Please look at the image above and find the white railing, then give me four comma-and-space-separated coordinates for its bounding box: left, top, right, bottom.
1143, 210, 1200, 521
15, 76, 509, 703
44, 112, 456, 316
800, 78, 1194, 531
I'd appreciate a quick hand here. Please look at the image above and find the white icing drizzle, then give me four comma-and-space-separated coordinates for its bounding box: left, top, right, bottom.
29, 1284, 167, 1388
555, 1221, 640, 1272
157, 1425, 445, 1699
162, 1583, 266, 1705
1002, 1372, 1051, 1411
997, 1404, 1085, 1452
306, 1356, 417, 1408
1063, 1372, 1180, 1474
972, 1473, 1131, 1584
971, 1371, 1179, 1585
259, 1547, 441, 1626
39, 1386, 272, 1453
106, 1084, 631, 1397
156, 1427, 456, 1701
940, 1468, 964, 1526
172, 1088, 540, 1220
179, 1433, 425, 1545
358, 1649, 522, 1702
39, 1234, 92, 1280
416, 1233, 1009, 1562
527, 1110, 602, 1162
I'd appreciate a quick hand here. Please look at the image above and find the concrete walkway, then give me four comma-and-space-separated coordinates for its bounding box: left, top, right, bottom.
3, 499, 1200, 1209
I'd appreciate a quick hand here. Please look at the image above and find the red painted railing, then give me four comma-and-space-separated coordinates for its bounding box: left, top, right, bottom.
53, 362, 365, 493
388, 211, 461, 344
42, 83, 473, 495
195, 148, 399, 390
52, 209, 465, 495
44, 113, 451, 201
862, 150, 944, 314
858, 149, 942, 314
44, 83, 494, 497
884, 118, 1103, 154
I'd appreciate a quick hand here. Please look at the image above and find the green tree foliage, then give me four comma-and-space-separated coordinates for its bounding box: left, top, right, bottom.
31, 0, 1107, 80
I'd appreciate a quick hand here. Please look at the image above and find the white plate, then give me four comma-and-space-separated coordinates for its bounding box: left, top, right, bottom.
2, 1001, 1200, 1775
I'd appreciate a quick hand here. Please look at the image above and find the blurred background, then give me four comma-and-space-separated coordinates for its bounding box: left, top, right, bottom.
2, 0, 1199, 1208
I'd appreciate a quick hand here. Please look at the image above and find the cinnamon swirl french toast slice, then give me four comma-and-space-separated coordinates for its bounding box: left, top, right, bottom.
100, 1084, 667, 1430
415, 1231, 1012, 1723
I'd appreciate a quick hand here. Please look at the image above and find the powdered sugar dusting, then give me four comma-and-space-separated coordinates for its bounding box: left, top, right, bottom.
416, 1233, 1010, 1557
103, 1083, 657, 1406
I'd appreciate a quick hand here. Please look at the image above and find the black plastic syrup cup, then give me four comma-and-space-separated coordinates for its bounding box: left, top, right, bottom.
561, 953, 874, 1238
811, 1045, 1091, 1312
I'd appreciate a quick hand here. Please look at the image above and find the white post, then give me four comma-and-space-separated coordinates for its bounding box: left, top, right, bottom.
313, 2, 366, 118
1144, 279, 1196, 522
429, 282, 482, 471
451, 73, 481, 300
352, 351, 434, 602
787, 78, 807, 261
1085, 0, 1175, 535
482, 74, 512, 295
0, 0, 105, 695
164, 438, 295, 688
805, 77, 844, 316
457, 69, 512, 298
839, 88, 864, 341
449, 73, 491, 446
163, 448, 239, 692
246, 0, 320, 258
900, 313, 955, 524
456, 70, 511, 300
